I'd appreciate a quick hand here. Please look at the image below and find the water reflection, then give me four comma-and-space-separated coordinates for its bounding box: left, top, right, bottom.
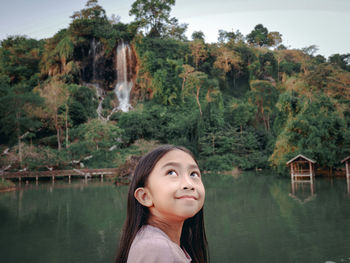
289, 178, 316, 203
347, 176, 350, 194
0, 180, 128, 263
2, 173, 350, 263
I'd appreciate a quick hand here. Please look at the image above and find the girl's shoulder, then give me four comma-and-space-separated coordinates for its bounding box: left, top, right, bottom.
132, 225, 172, 249
127, 225, 191, 263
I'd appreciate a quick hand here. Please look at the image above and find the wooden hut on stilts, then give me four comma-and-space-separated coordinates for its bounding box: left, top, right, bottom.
342, 156, 350, 179
341, 156, 350, 194
287, 154, 317, 202
287, 154, 316, 182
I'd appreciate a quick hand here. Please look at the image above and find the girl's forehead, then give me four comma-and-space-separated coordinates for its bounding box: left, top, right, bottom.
156, 149, 197, 167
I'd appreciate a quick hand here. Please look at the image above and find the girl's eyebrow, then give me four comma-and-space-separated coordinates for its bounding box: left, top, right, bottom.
161, 162, 199, 170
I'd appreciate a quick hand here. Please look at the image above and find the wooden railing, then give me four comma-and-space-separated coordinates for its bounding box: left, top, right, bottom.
1, 168, 119, 181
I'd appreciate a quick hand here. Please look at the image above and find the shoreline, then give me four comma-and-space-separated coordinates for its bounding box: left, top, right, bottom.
0, 179, 16, 193
0, 187, 16, 193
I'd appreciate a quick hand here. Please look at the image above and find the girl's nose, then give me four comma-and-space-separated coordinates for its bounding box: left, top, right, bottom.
183, 185, 195, 190
182, 174, 195, 190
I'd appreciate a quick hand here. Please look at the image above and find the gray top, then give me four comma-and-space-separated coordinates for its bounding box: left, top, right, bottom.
127, 225, 192, 263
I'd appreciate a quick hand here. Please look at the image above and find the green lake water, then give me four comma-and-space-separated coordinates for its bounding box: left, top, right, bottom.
1, 172, 350, 263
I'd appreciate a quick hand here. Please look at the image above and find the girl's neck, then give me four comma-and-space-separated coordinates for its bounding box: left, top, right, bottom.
148, 216, 184, 246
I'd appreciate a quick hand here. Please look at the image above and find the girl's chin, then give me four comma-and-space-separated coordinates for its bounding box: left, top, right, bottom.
176, 210, 200, 219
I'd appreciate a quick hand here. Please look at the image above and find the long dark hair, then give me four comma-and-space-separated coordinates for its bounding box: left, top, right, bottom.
115, 145, 208, 263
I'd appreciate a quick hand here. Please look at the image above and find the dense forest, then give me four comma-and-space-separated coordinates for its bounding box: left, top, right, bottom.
0, 0, 349, 175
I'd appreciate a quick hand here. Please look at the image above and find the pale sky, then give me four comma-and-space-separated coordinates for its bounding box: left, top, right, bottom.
0, 0, 349, 58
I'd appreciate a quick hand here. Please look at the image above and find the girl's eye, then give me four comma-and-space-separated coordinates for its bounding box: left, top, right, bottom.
190, 171, 200, 178
167, 170, 178, 176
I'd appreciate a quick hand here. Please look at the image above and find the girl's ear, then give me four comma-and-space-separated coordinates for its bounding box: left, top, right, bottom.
134, 187, 153, 207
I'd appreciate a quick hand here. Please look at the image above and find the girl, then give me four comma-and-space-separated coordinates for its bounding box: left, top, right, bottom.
115, 145, 208, 263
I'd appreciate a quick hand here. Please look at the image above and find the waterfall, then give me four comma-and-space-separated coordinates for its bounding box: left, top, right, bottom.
88, 38, 105, 119
94, 83, 104, 119
86, 39, 134, 119
114, 41, 133, 112
90, 38, 102, 81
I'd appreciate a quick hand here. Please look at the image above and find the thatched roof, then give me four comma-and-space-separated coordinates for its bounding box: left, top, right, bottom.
286, 154, 316, 165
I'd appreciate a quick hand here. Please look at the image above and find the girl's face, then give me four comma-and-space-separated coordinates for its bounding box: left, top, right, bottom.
140, 149, 205, 222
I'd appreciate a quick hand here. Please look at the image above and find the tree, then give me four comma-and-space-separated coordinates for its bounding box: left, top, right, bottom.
68, 85, 98, 125
182, 70, 208, 116
304, 63, 350, 101
267, 31, 282, 48
202, 85, 225, 129
217, 29, 244, 45
246, 24, 269, 47
328, 53, 350, 71
199, 125, 267, 171
191, 31, 205, 41
151, 59, 183, 105
129, 0, 176, 37
179, 64, 195, 102
39, 81, 69, 151
164, 18, 188, 41
41, 29, 68, 77
0, 84, 43, 166
70, 0, 107, 20
226, 98, 256, 133
189, 40, 207, 69
270, 94, 349, 173
213, 46, 241, 82
77, 119, 123, 151
301, 45, 318, 56
248, 52, 278, 81
55, 35, 74, 73
0, 74, 10, 97
0, 36, 42, 85
248, 80, 278, 131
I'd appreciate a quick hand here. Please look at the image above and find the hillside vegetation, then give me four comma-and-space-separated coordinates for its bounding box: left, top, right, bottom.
0, 0, 349, 175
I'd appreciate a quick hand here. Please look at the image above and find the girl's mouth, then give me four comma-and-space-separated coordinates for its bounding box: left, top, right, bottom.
176, 195, 197, 200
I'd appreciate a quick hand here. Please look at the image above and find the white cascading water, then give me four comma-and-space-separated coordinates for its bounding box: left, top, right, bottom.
94, 83, 104, 118
114, 41, 133, 112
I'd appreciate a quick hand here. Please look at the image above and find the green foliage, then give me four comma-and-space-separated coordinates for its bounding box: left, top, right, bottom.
163, 103, 201, 152
71, 0, 107, 21
202, 88, 225, 129
248, 80, 278, 131
191, 31, 205, 41
129, 0, 176, 37
118, 103, 170, 144
0, 0, 349, 174
218, 29, 244, 45
136, 37, 189, 71
246, 24, 269, 47
279, 60, 301, 75
152, 59, 182, 105
248, 52, 278, 80
0, 36, 43, 85
0, 180, 15, 189
273, 91, 300, 135
271, 94, 349, 173
0, 83, 43, 144
163, 19, 188, 41
0, 74, 10, 97
328, 53, 350, 71
199, 126, 268, 171
135, 38, 189, 105
55, 35, 74, 64
225, 97, 256, 129
68, 85, 97, 125
77, 119, 122, 151
66, 119, 123, 167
